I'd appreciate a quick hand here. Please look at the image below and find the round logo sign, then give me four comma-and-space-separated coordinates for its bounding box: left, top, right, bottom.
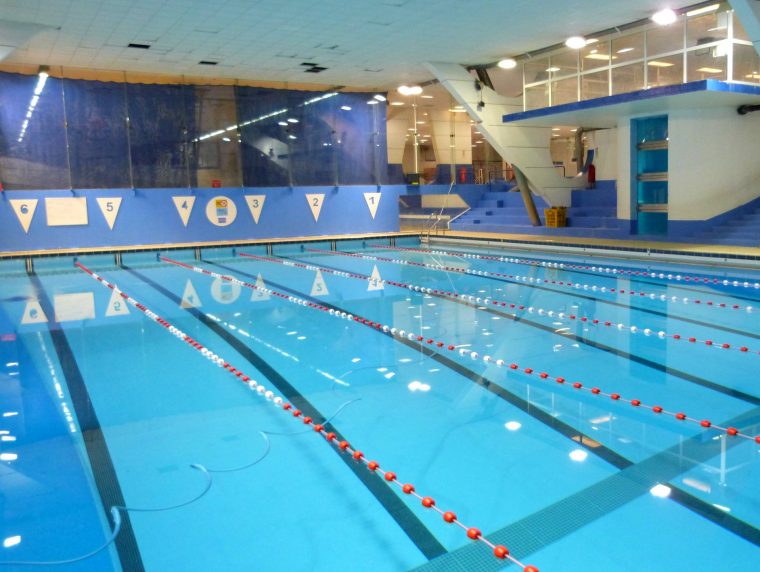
205, 196, 237, 227
210, 277, 241, 304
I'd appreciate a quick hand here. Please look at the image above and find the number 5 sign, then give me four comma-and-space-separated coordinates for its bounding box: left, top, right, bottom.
9, 199, 38, 233
96, 197, 123, 230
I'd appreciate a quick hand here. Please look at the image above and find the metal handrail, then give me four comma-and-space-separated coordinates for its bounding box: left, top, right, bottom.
447, 207, 470, 229
423, 180, 456, 242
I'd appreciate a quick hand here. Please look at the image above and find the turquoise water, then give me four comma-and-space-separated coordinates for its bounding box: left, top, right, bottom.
1, 239, 759, 571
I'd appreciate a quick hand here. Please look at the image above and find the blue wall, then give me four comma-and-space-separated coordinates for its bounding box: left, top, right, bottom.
0, 186, 403, 254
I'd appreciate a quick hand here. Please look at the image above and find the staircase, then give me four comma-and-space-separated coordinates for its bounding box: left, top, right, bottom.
690, 205, 760, 247
451, 187, 628, 238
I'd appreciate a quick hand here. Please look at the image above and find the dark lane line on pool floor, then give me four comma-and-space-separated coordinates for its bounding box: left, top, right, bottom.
331, 250, 760, 341
398, 247, 760, 303
412, 406, 760, 572
206, 260, 760, 558
121, 265, 447, 562
280, 254, 760, 407
28, 273, 145, 572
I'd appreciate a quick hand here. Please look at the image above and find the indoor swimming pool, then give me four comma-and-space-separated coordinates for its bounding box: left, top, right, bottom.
1, 237, 759, 571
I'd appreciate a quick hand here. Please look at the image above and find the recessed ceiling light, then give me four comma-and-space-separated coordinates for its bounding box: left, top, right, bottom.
585, 54, 614, 61
497, 58, 517, 69
420, 95, 433, 99
390, 101, 405, 106
648, 60, 675, 67
652, 8, 678, 26
565, 36, 587, 49
397, 85, 423, 96
552, 127, 561, 131
696, 67, 723, 73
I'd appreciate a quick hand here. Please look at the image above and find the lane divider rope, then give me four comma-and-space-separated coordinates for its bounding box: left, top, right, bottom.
251, 253, 760, 357
363, 245, 756, 313
221, 253, 760, 444
87, 260, 535, 569
371, 244, 760, 292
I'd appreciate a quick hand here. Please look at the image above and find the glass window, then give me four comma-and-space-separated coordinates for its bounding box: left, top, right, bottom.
686, 7, 729, 47
646, 53, 684, 88
525, 84, 550, 110
551, 76, 578, 106
288, 90, 339, 186
733, 11, 751, 42
687, 47, 727, 81
550, 50, 579, 77
581, 39, 611, 71
126, 83, 195, 188
524, 57, 551, 85
331, 92, 380, 185
612, 32, 644, 65
646, 20, 685, 56
612, 63, 646, 95
733, 43, 760, 84
236, 86, 292, 187
0, 72, 69, 190
193, 85, 242, 188
581, 70, 609, 100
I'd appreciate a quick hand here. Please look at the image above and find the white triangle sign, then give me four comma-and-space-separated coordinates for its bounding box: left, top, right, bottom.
105, 288, 130, 316
310, 270, 329, 296
368, 265, 384, 291
10, 199, 38, 233
172, 196, 196, 227
21, 300, 47, 324
364, 192, 382, 219
305, 193, 325, 222
244, 195, 266, 224
96, 198, 123, 230
251, 273, 271, 302
180, 279, 202, 308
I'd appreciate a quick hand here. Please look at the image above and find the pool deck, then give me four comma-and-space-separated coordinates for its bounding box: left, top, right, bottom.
429, 230, 760, 266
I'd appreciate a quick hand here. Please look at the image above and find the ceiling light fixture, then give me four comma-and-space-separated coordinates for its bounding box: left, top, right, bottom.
373, 94, 387, 101
397, 85, 423, 96
565, 36, 587, 49
686, 4, 719, 17
497, 58, 517, 69
651, 8, 678, 26
696, 67, 723, 73
617, 47, 635, 54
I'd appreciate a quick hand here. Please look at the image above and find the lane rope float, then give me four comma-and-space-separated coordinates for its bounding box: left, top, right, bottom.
77, 261, 535, 570
357, 246, 756, 313
163, 256, 760, 445
371, 244, 760, 292
240, 252, 760, 357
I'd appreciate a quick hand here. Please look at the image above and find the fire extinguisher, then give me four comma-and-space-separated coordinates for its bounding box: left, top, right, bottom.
459, 166, 466, 183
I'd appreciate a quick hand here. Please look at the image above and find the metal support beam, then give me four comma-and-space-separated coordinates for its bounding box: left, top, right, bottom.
513, 166, 541, 226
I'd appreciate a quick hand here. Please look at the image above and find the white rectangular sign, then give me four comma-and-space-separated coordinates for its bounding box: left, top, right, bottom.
45, 197, 89, 227
54, 292, 95, 322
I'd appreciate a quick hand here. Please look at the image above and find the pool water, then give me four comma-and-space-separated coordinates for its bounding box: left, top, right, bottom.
1, 238, 759, 571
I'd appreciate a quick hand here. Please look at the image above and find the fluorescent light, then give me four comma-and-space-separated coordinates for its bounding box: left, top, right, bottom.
420, 95, 433, 99
373, 94, 386, 101
367, 100, 378, 105
650, 484, 672, 498
546, 66, 561, 72
585, 54, 614, 60
552, 127, 560, 131
497, 58, 517, 69
340, 105, 352, 110
648, 60, 675, 67
287, 118, 299, 123
390, 101, 404, 106
221, 137, 231, 142
617, 47, 635, 54
449, 108, 467, 113
696, 67, 723, 73
565, 36, 587, 49
652, 9, 678, 26
686, 4, 719, 17
278, 121, 288, 126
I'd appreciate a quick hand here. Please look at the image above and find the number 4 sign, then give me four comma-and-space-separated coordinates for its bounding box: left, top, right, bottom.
172, 196, 196, 227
